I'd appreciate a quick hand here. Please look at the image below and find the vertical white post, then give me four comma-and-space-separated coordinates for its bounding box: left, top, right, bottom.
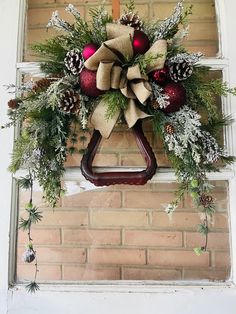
0, 0, 21, 313
222, 0, 236, 284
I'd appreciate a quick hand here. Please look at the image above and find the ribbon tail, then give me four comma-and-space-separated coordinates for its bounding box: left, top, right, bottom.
90, 100, 120, 139
124, 99, 151, 129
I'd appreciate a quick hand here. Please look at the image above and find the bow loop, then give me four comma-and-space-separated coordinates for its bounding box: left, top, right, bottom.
84, 24, 167, 138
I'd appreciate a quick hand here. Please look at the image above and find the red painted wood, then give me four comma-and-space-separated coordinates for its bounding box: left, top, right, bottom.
112, 0, 120, 20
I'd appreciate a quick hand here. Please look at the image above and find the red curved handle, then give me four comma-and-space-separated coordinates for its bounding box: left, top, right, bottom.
81, 120, 157, 186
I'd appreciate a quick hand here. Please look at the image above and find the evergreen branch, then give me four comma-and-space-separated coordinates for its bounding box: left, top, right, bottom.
25, 281, 40, 294
102, 90, 128, 120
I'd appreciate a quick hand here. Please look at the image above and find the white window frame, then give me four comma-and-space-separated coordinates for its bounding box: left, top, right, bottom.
1, 0, 236, 313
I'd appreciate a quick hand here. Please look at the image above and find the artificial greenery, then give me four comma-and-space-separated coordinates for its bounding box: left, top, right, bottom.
3, 0, 236, 290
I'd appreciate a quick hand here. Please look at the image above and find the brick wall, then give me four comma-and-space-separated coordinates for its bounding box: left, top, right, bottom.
26, 0, 218, 61
16, 0, 230, 282
17, 180, 230, 281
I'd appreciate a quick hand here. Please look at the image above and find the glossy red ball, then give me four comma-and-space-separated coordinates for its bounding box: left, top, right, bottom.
151, 67, 169, 85
79, 68, 103, 97
133, 30, 150, 55
82, 43, 99, 60
162, 82, 186, 113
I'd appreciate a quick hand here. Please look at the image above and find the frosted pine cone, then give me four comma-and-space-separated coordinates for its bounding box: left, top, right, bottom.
169, 61, 193, 82
119, 12, 143, 30
64, 49, 84, 75
58, 89, 80, 114
23, 247, 36, 263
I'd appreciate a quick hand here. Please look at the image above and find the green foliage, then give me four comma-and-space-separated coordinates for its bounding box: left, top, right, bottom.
133, 53, 163, 74
198, 223, 208, 235
102, 90, 128, 120
19, 206, 43, 231
32, 37, 67, 75
125, 0, 136, 12
194, 247, 203, 256
25, 281, 40, 293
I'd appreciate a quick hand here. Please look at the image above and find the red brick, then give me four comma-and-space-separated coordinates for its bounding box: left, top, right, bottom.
90, 210, 148, 227
18, 228, 61, 245
124, 191, 180, 209
63, 265, 120, 280
17, 264, 61, 281
38, 210, 88, 226
28, 247, 86, 263
63, 229, 121, 245
61, 191, 122, 208
152, 212, 201, 229
89, 248, 146, 265
184, 191, 228, 210
64, 153, 82, 167
28, 7, 83, 27
213, 213, 229, 229
27, 28, 57, 46
148, 250, 209, 267
124, 230, 182, 247
185, 232, 230, 249
93, 153, 119, 167
214, 251, 231, 268
99, 131, 153, 150
123, 267, 181, 280
155, 152, 171, 167
183, 269, 230, 281
19, 189, 51, 208
29, 0, 55, 5
120, 153, 146, 167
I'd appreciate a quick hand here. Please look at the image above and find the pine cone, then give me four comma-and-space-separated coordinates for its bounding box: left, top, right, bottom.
119, 12, 143, 30
23, 248, 36, 263
8, 99, 20, 110
32, 78, 52, 93
151, 99, 160, 110
200, 194, 214, 207
58, 89, 80, 114
165, 123, 175, 135
169, 61, 193, 82
64, 49, 84, 75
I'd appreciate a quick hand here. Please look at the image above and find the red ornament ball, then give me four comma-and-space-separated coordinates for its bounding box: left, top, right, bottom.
82, 43, 99, 60
151, 67, 169, 85
162, 82, 186, 114
79, 68, 103, 97
133, 30, 150, 55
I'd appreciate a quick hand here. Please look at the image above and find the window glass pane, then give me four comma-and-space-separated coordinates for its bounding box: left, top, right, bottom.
17, 180, 230, 282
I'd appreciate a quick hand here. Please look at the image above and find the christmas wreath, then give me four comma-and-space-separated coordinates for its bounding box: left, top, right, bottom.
4, 1, 236, 292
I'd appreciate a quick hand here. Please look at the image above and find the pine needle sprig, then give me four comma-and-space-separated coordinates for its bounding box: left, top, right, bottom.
102, 90, 128, 120
89, 5, 112, 44
25, 281, 40, 294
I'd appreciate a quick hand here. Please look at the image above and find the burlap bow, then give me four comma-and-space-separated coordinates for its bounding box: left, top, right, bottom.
84, 23, 167, 138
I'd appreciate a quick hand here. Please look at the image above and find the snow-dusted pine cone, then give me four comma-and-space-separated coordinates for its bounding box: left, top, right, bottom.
119, 12, 143, 30
64, 49, 84, 75
169, 61, 193, 82
58, 89, 80, 114
23, 248, 36, 263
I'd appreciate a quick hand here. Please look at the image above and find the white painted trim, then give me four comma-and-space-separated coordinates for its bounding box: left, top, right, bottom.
15, 167, 235, 183
0, 0, 21, 313
223, 0, 236, 285
6, 284, 236, 314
